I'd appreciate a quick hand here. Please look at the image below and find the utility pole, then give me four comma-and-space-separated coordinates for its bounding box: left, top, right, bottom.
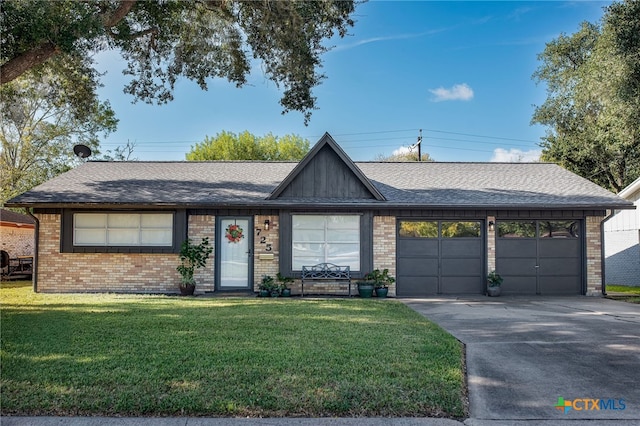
417, 129, 422, 162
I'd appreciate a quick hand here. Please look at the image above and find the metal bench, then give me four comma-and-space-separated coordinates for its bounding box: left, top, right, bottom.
301, 263, 351, 297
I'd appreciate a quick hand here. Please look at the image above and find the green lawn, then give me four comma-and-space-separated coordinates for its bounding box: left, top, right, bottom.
0, 281, 465, 418
606, 285, 640, 304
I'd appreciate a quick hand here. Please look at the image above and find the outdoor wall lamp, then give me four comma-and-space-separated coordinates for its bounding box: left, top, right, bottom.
488, 221, 495, 232
264, 220, 270, 231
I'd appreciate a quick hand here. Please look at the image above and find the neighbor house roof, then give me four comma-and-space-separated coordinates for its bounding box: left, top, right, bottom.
0, 209, 36, 228
7, 160, 632, 210
618, 176, 640, 200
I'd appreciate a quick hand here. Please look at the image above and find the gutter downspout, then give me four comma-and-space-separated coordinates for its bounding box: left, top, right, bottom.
601, 209, 614, 296
25, 208, 39, 293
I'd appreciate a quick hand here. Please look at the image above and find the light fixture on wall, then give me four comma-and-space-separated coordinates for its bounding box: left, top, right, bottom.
264, 220, 270, 231
488, 221, 495, 232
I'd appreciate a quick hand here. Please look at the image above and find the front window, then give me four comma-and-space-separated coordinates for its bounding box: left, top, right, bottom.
74, 213, 173, 246
292, 215, 360, 271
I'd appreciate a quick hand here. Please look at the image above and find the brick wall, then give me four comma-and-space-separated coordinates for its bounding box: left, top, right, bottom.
585, 216, 604, 295
188, 215, 215, 293
1, 225, 34, 257
487, 215, 496, 273
253, 215, 280, 291
373, 216, 396, 296
35, 213, 182, 293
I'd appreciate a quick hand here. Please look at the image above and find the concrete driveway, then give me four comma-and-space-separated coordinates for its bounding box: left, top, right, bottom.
402, 296, 640, 422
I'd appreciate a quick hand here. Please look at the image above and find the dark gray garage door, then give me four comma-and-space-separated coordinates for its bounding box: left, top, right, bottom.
397, 220, 484, 296
496, 220, 582, 295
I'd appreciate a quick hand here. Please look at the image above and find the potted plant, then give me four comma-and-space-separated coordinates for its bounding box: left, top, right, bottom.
259, 275, 275, 297
176, 237, 213, 295
277, 272, 293, 297
356, 278, 375, 298
487, 270, 503, 297
365, 268, 396, 298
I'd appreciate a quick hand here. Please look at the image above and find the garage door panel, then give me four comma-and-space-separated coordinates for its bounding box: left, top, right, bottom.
396, 277, 438, 296
538, 239, 580, 257
501, 276, 537, 295
496, 239, 536, 258
496, 258, 537, 276
496, 220, 582, 295
538, 257, 581, 276
539, 276, 581, 294
397, 220, 484, 296
398, 239, 438, 256
398, 257, 438, 276
441, 258, 482, 276
441, 277, 483, 294
441, 239, 482, 256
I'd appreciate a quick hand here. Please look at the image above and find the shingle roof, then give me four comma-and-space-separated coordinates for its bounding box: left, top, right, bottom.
6, 160, 632, 209
0, 208, 36, 224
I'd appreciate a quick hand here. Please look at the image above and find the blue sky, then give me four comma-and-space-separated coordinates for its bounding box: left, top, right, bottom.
95, 1, 612, 162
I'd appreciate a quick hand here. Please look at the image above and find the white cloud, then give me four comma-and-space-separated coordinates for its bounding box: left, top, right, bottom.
429, 83, 474, 102
392, 146, 413, 156
491, 148, 542, 162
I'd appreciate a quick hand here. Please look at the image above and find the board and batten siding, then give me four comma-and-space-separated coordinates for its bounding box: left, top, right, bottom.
276, 145, 376, 199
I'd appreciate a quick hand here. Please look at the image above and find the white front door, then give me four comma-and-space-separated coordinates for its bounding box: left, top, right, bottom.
218, 217, 252, 289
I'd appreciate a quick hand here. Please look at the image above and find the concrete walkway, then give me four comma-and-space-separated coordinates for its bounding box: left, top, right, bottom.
402, 296, 640, 424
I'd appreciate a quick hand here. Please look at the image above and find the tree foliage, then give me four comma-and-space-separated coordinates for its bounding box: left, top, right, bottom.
376, 150, 434, 162
1, 0, 357, 123
0, 59, 118, 205
532, 0, 640, 193
186, 131, 310, 161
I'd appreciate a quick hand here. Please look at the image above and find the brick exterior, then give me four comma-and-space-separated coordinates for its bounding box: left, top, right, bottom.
373, 216, 396, 296
487, 216, 496, 273
585, 216, 604, 295
32, 212, 608, 297
35, 213, 181, 293
188, 215, 215, 293
1, 225, 34, 257
253, 215, 280, 291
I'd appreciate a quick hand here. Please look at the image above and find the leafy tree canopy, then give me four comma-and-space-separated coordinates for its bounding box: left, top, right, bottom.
532, 0, 640, 193
186, 131, 310, 161
1, 0, 357, 123
1, 57, 118, 205
376, 150, 434, 162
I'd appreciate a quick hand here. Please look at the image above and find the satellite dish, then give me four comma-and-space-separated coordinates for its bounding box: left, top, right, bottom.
73, 144, 92, 159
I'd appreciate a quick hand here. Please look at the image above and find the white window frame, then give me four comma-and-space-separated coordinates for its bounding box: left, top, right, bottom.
73, 213, 174, 247
291, 214, 360, 271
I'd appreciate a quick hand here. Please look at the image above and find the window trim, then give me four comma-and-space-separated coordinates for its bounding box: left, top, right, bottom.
280, 211, 371, 279
62, 210, 186, 253
291, 214, 361, 271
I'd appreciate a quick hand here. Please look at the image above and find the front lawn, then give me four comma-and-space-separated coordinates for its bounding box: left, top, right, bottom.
0, 282, 465, 418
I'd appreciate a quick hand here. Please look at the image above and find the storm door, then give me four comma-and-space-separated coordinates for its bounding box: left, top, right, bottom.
217, 217, 252, 289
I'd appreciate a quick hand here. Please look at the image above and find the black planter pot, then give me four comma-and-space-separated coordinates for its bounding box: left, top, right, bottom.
357, 282, 375, 298
259, 289, 270, 297
281, 288, 292, 297
179, 283, 196, 296
270, 290, 280, 297
375, 287, 389, 298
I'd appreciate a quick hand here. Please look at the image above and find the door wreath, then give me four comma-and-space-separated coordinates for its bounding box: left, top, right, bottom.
225, 224, 244, 243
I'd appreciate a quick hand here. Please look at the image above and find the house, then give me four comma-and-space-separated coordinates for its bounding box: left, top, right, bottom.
5, 133, 634, 296
604, 177, 640, 286
1, 209, 35, 258
1, 209, 35, 280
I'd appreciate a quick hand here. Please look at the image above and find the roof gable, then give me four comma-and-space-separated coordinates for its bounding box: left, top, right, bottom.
267, 133, 386, 201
